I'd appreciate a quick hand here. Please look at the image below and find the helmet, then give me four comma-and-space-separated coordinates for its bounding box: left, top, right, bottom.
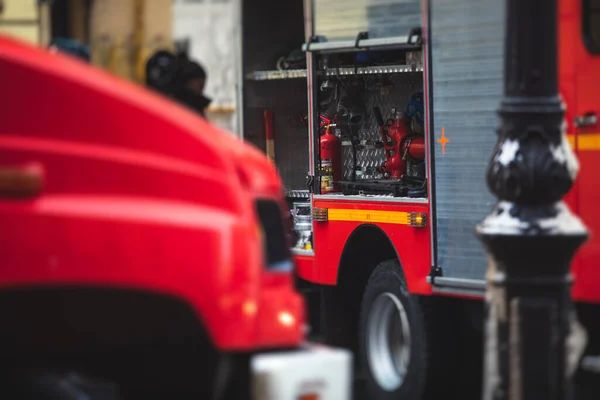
145, 50, 179, 94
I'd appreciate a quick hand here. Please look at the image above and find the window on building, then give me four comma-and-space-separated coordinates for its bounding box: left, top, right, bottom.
583, 0, 600, 53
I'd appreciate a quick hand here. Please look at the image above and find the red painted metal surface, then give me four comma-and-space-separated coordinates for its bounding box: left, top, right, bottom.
294, 254, 316, 282
560, 0, 600, 303
0, 36, 304, 351
309, 199, 432, 295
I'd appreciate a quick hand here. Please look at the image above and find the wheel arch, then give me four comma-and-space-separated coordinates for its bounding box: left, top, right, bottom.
322, 223, 404, 350
337, 223, 403, 290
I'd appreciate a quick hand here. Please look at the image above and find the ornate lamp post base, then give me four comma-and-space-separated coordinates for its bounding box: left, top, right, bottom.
476, 0, 589, 399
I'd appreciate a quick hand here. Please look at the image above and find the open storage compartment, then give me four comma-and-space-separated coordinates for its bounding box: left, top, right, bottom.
238, 0, 426, 252
239, 0, 312, 252
300, 0, 427, 202
310, 45, 427, 200
240, 0, 309, 198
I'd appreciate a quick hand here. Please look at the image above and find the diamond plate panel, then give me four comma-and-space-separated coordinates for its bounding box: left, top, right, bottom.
327, 73, 423, 181
430, 0, 505, 280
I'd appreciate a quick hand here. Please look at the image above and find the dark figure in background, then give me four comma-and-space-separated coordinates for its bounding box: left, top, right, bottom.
145, 50, 212, 118
173, 60, 212, 117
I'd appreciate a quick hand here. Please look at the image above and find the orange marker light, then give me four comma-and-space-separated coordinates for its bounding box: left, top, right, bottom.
408, 212, 428, 228
298, 395, 319, 400
0, 163, 44, 199
242, 301, 257, 316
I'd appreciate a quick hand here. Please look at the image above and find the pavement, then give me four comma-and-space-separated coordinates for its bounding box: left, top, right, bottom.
351, 360, 600, 400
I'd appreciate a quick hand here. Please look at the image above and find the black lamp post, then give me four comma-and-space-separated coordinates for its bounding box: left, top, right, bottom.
476, 0, 589, 399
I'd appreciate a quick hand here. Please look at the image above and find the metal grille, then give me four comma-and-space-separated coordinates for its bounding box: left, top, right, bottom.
430, 0, 505, 280
317, 72, 423, 180
313, 0, 421, 41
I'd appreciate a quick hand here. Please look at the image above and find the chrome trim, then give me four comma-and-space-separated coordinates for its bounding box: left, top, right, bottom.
268, 259, 295, 272
302, 36, 416, 53
323, 64, 423, 76
314, 194, 428, 204
291, 248, 315, 257
574, 112, 598, 128
234, 0, 244, 138
581, 356, 600, 373
422, 0, 436, 274
304, 0, 315, 178
305, 0, 317, 251
247, 69, 307, 80
246, 64, 422, 81
429, 276, 486, 291
431, 285, 485, 298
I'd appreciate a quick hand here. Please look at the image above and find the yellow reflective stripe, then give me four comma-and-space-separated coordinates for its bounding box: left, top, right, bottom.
327, 209, 412, 225
577, 133, 600, 151
565, 133, 600, 150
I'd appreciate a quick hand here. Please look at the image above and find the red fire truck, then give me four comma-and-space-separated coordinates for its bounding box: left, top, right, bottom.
0, 36, 352, 399
237, 0, 600, 398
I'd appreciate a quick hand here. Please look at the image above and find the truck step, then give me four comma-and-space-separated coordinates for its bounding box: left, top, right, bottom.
581, 356, 600, 373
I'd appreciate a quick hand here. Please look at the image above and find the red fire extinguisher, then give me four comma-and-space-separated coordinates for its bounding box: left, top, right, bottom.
320, 123, 342, 193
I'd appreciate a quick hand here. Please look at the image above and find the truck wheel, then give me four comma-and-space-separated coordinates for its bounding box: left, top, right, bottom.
0, 370, 124, 400
359, 260, 427, 400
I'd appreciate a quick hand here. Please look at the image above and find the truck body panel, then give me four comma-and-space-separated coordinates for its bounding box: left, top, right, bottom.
289, 0, 600, 304
0, 35, 305, 351
309, 198, 431, 293
236, 0, 599, 396
569, 0, 600, 302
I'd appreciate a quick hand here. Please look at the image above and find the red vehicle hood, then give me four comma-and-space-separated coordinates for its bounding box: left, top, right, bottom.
0, 36, 303, 351
0, 35, 281, 212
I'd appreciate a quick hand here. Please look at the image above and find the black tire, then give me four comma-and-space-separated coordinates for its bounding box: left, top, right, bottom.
359, 260, 427, 400
0, 371, 123, 400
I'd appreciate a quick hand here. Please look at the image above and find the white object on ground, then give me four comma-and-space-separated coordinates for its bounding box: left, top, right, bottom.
251, 343, 352, 400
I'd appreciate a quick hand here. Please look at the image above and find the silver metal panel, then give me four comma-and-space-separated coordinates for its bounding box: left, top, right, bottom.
429, 277, 486, 291
234, 0, 244, 137
431, 284, 485, 298
302, 36, 412, 52
313, 0, 421, 42
430, 0, 505, 280
291, 248, 316, 257
247, 65, 423, 81
314, 194, 428, 203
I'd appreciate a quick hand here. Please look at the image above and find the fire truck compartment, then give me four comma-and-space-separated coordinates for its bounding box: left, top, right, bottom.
305, 3, 427, 202
312, 51, 426, 199
237, 0, 511, 292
